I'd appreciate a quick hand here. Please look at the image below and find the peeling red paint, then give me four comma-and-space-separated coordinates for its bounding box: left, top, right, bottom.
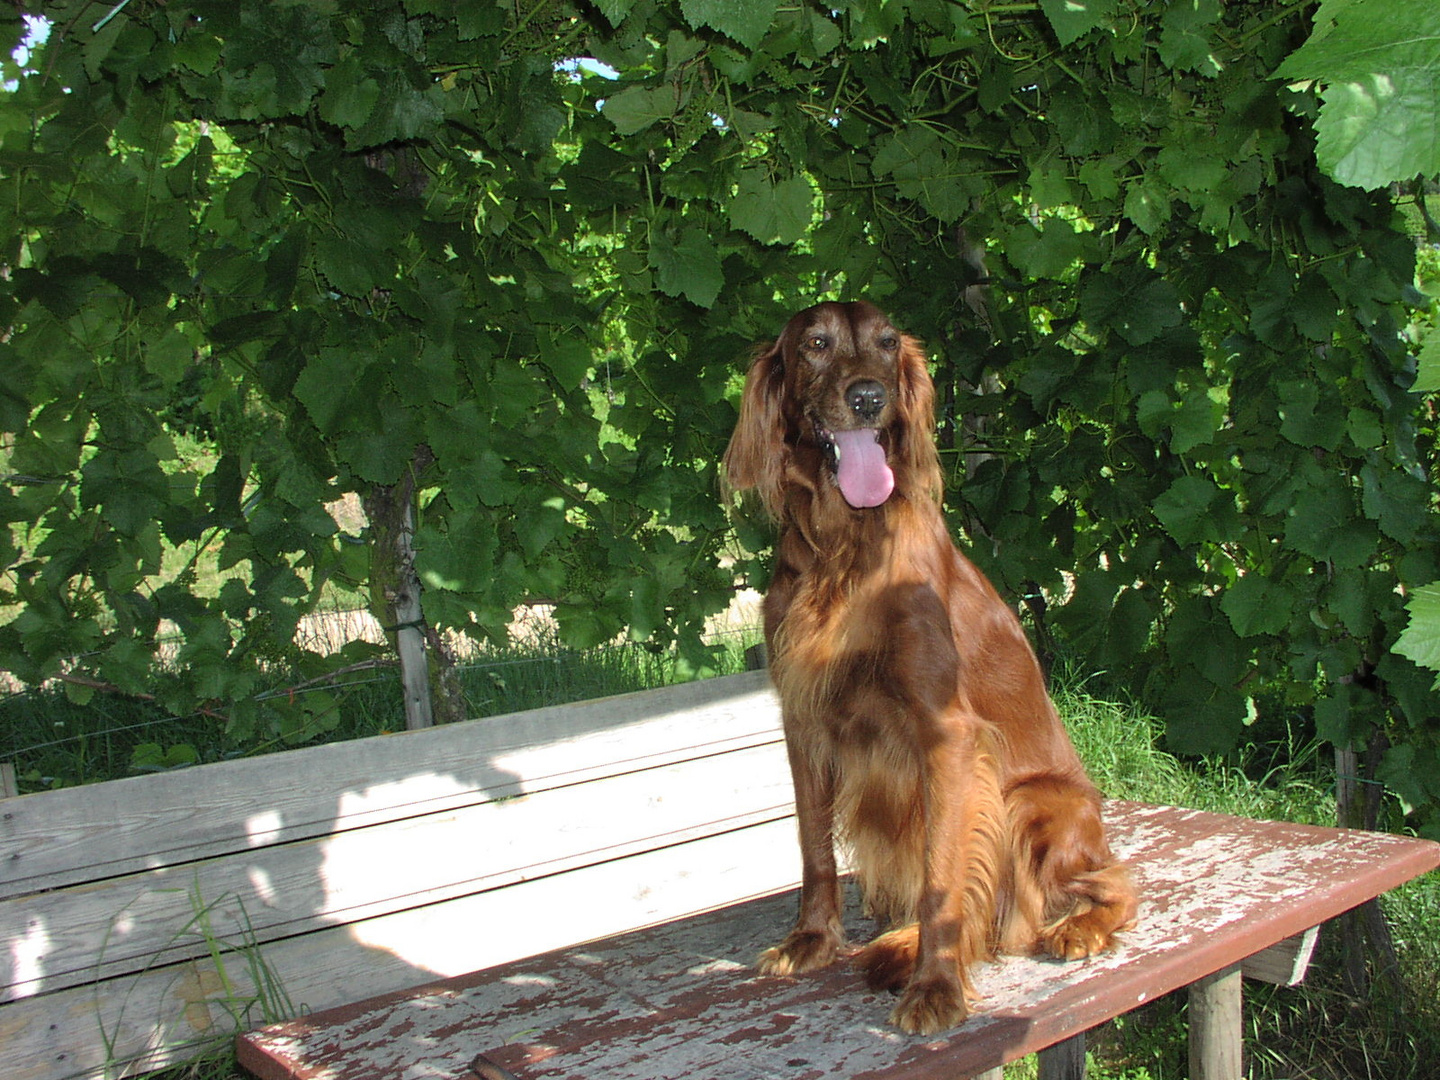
715, 1012, 800, 1044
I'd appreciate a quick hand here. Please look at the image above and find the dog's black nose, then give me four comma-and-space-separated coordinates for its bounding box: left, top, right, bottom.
846, 380, 888, 422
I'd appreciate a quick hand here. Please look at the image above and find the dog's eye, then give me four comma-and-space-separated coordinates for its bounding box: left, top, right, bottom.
879, 334, 900, 350
806, 335, 829, 351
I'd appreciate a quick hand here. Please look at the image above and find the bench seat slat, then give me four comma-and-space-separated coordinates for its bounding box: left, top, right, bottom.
1, 741, 793, 999
0, 671, 778, 896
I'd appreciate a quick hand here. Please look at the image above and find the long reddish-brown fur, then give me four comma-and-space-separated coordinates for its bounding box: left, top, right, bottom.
723, 301, 1137, 1035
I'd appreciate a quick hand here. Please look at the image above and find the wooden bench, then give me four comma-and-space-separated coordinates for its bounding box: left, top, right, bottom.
3, 671, 1436, 1080
229, 670, 1437, 1080
2, 669, 796, 1080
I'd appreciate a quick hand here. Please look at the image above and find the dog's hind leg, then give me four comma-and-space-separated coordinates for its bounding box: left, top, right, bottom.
1001, 775, 1137, 960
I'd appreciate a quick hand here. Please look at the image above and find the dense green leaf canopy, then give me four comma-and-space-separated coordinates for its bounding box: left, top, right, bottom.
1, 0, 1438, 833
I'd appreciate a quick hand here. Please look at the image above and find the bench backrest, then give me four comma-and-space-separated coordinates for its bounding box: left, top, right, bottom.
0, 670, 794, 1080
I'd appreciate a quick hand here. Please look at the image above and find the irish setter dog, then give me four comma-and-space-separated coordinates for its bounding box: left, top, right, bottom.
723, 301, 1136, 1035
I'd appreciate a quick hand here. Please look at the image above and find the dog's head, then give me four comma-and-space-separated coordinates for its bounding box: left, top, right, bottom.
723, 301, 940, 519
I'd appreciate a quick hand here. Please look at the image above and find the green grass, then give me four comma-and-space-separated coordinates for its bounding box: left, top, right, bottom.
5, 638, 1437, 1080
1058, 671, 1337, 824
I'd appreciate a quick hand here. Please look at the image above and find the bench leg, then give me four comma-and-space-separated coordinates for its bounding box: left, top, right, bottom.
1039, 1032, 1087, 1079
1189, 963, 1243, 1080
967, 1032, 1086, 1080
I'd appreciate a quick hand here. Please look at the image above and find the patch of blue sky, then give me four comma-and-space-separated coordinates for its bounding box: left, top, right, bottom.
555, 57, 620, 81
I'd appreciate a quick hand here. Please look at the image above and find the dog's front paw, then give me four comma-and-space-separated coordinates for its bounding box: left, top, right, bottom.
888, 976, 970, 1035
757, 928, 844, 976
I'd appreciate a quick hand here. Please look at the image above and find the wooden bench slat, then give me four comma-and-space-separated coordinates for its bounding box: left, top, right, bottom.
0, 671, 777, 896
237, 802, 1440, 1080
2, 671, 794, 1080
2, 741, 793, 999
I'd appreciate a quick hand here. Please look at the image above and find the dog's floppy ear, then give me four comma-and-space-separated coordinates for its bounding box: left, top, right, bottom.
722, 340, 789, 521
894, 334, 943, 504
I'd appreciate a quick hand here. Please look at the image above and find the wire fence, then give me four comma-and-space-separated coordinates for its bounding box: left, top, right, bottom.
0, 604, 764, 794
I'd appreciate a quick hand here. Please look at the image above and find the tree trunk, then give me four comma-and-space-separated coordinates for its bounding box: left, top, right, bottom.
1334, 727, 1401, 999
365, 446, 467, 730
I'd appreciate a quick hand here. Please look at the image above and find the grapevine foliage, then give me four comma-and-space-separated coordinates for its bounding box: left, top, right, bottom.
1, 1, 1438, 834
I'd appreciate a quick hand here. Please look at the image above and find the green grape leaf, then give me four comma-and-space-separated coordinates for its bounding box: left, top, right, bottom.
1361, 462, 1428, 545
1277, 380, 1345, 450
553, 602, 624, 649
318, 56, 381, 131
679, 0, 778, 50
539, 332, 595, 389
1160, 675, 1249, 755
79, 447, 171, 538
1283, 477, 1377, 568
1039, 0, 1117, 47
1394, 583, 1440, 688
603, 84, 676, 135
1414, 328, 1440, 395
144, 328, 195, 389
1123, 172, 1173, 234
1314, 684, 1374, 750
1377, 740, 1440, 814
352, 76, 445, 148
871, 125, 971, 223
315, 236, 393, 297
1158, 0, 1224, 77
1276, 1, 1440, 189
1006, 217, 1088, 280
593, 0, 638, 27
1079, 270, 1183, 346
1314, 70, 1440, 190
1152, 475, 1236, 546
1170, 387, 1226, 455
1221, 574, 1292, 638
729, 169, 814, 245
649, 227, 724, 308
293, 349, 385, 436
1078, 157, 1121, 200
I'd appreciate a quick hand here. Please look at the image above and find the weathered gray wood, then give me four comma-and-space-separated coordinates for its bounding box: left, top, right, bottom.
3, 817, 805, 1080
1240, 926, 1319, 986
1189, 964, 1243, 1080
1039, 1034, 1087, 1080
0, 669, 777, 894
1, 743, 794, 998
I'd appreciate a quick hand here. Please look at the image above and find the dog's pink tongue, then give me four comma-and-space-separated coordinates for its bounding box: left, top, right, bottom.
833, 429, 894, 508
